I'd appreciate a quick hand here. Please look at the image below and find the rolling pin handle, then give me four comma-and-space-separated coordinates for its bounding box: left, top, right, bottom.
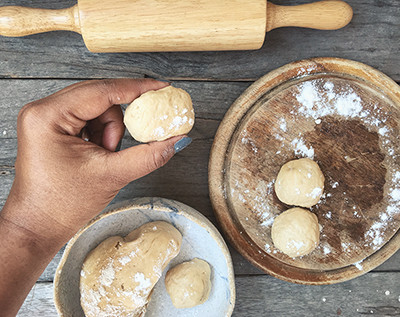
0, 5, 81, 37
266, 0, 353, 32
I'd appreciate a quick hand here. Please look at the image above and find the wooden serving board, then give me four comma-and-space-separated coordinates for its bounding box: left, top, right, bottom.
209, 58, 400, 284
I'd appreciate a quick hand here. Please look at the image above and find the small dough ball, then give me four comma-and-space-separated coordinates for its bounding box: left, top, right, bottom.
275, 158, 325, 207
124, 86, 194, 143
165, 258, 211, 309
271, 207, 320, 257
80, 221, 182, 317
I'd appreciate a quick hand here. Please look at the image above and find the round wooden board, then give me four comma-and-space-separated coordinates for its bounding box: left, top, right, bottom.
209, 57, 400, 285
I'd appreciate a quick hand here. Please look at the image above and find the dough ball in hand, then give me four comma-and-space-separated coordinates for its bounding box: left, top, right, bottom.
124, 86, 195, 143
271, 207, 320, 258
165, 258, 211, 309
80, 221, 182, 317
274, 158, 325, 207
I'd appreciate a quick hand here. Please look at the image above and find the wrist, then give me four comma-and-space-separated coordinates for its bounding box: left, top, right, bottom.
0, 205, 62, 316
1, 195, 70, 256
0, 210, 60, 259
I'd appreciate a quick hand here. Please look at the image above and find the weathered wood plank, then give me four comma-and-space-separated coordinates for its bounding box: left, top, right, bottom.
0, 0, 399, 81
17, 273, 400, 316
17, 283, 58, 317
1, 79, 400, 278
234, 273, 400, 316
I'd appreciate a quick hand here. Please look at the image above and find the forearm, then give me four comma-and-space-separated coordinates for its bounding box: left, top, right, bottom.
0, 206, 62, 316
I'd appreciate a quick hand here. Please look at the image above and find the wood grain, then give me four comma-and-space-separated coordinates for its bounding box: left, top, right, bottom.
79, 0, 266, 52
17, 273, 400, 316
0, 5, 80, 37
0, 79, 398, 282
0, 0, 398, 80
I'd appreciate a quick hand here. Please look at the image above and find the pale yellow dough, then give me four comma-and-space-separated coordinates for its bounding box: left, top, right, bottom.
124, 86, 195, 143
271, 207, 320, 257
165, 258, 212, 309
274, 158, 325, 207
80, 221, 182, 317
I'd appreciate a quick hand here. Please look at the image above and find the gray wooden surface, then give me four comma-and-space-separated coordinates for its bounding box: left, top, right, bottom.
0, 0, 399, 316
18, 273, 400, 316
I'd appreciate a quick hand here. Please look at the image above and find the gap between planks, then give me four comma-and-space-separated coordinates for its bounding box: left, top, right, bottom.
0, 77, 256, 83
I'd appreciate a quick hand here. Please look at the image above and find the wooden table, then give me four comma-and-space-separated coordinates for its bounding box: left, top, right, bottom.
0, 0, 399, 315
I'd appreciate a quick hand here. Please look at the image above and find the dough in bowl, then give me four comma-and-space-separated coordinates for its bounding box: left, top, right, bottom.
271, 207, 320, 258
80, 221, 182, 317
165, 258, 212, 309
274, 158, 325, 207
124, 86, 195, 143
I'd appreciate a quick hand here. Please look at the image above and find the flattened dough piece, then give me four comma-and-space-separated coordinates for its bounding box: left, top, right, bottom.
124, 86, 194, 143
80, 221, 182, 317
271, 207, 320, 258
165, 258, 211, 309
274, 158, 325, 207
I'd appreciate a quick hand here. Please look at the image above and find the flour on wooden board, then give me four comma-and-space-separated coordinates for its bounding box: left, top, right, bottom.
230, 78, 399, 256
291, 79, 399, 252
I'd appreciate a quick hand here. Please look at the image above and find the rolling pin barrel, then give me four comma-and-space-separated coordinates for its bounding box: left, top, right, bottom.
0, 0, 353, 53
78, 0, 267, 53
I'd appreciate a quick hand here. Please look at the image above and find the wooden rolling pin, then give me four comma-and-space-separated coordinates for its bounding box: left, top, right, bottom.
0, 0, 352, 53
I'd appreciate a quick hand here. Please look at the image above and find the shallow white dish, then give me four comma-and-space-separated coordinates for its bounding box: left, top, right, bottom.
54, 197, 235, 316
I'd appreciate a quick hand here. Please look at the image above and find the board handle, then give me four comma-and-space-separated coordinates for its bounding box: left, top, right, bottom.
0, 5, 81, 37
266, 0, 353, 32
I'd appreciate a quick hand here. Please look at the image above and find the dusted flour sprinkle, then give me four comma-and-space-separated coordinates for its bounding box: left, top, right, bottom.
291, 137, 314, 159
363, 170, 400, 250
134, 272, 152, 292
295, 80, 364, 119
169, 115, 188, 130
98, 260, 115, 287
293, 79, 400, 252
118, 256, 131, 266
307, 187, 322, 199
153, 126, 165, 137
280, 118, 287, 132
353, 260, 363, 270
323, 245, 331, 255
241, 129, 259, 154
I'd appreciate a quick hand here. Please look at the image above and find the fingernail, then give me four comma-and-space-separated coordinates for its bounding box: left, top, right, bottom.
174, 137, 192, 153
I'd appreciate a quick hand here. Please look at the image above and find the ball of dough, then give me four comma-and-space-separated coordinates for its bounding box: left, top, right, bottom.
274, 158, 325, 207
80, 221, 182, 317
124, 86, 195, 143
271, 207, 320, 257
165, 258, 211, 309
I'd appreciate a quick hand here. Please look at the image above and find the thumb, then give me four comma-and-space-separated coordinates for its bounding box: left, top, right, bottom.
108, 136, 192, 185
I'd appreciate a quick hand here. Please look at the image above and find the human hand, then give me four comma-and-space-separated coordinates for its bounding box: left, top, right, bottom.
1, 79, 191, 251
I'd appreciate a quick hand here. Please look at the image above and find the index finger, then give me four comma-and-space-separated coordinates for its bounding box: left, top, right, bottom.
49, 78, 169, 121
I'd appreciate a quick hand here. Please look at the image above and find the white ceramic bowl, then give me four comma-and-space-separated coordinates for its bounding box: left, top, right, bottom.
54, 197, 235, 316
